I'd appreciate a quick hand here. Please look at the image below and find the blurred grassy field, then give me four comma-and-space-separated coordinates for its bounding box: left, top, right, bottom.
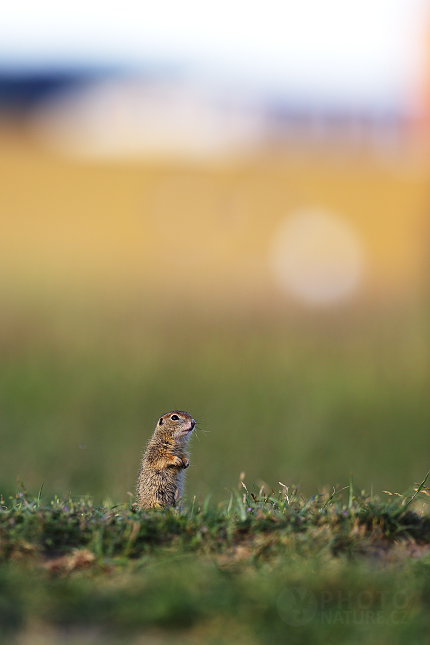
1, 304, 429, 504
0, 127, 429, 504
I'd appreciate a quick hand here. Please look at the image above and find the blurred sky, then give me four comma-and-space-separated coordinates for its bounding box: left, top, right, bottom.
1, 0, 429, 111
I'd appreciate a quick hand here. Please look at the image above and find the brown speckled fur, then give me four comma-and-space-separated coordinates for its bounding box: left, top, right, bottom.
137, 411, 195, 509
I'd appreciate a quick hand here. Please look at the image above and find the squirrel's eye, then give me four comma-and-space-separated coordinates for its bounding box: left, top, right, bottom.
171, 414, 179, 421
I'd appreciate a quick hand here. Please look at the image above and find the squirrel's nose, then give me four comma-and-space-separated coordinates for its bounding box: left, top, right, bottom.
190, 419, 195, 429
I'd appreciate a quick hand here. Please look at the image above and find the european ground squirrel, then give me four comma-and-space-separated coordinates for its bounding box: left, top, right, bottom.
137, 411, 195, 509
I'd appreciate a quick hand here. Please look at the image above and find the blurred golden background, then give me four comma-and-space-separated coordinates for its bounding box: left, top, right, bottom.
1, 1, 430, 504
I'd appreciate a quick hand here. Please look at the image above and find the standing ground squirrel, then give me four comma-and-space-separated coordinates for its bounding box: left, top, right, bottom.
137, 410, 195, 509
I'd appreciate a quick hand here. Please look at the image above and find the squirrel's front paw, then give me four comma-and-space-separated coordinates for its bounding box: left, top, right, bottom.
168, 456, 184, 468
181, 457, 190, 469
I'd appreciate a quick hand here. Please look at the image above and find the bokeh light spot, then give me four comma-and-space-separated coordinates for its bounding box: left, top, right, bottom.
270, 209, 364, 305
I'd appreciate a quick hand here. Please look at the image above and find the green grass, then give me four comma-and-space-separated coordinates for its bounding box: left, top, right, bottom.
1, 303, 429, 642
1, 303, 430, 505
1, 479, 430, 644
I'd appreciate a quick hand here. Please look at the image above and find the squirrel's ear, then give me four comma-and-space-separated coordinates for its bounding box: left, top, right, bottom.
159, 418, 164, 425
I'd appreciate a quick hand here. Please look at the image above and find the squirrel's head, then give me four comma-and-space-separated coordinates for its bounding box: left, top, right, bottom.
156, 410, 195, 443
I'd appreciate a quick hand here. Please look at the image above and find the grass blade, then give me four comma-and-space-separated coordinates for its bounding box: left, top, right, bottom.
323, 486, 349, 509
404, 470, 430, 509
